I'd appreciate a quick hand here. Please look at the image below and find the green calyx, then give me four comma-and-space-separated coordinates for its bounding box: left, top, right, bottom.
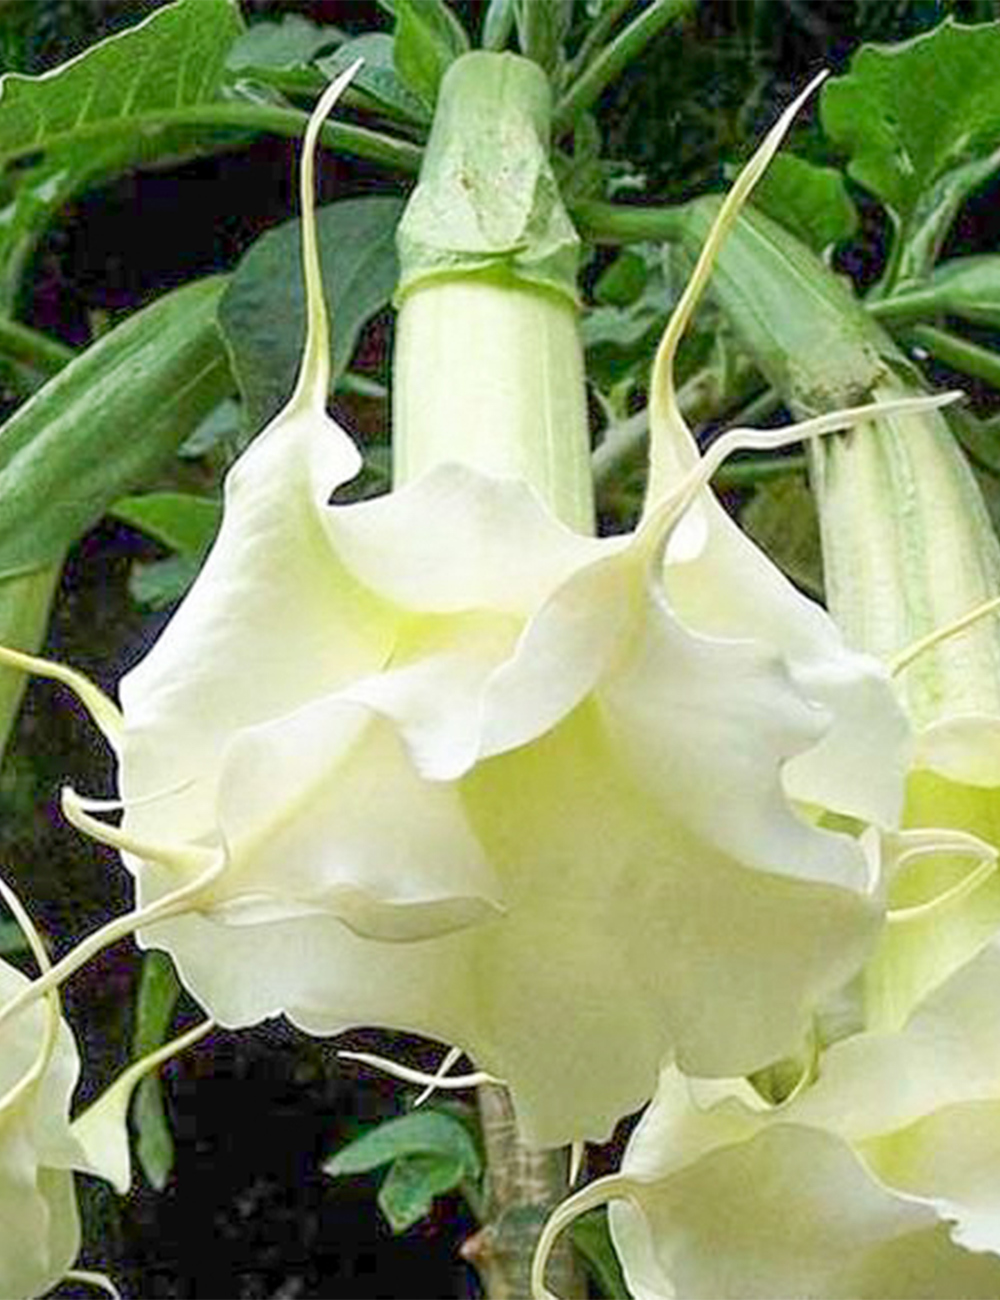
394, 50, 579, 306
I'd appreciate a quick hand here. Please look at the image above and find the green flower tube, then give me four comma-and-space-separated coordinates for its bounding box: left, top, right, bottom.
391, 52, 594, 533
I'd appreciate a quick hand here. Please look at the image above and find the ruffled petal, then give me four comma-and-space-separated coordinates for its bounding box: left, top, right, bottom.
791, 939, 1000, 1141
329, 463, 607, 615
863, 1100, 1000, 1255
664, 481, 910, 831
118, 404, 395, 852
610, 1122, 1000, 1300
138, 691, 878, 1147
213, 696, 503, 939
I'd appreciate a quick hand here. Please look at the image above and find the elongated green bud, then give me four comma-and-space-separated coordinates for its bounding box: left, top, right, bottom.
663, 198, 1000, 1026
0, 277, 232, 758
392, 51, 594, 533
665, 198, 1000, 763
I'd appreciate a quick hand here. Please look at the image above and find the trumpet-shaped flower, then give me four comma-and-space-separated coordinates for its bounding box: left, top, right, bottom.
0, 953, 82, 1300
531, 937, 1000, 1299
0, 878, 210, 1298
0, 60, 957, 1149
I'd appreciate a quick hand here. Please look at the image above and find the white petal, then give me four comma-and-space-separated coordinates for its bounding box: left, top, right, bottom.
863, 1100, 1000, 1255
791, 940, 1000, 1141
119, 405, 392, 852
330, 463, 607, 615
665, 491, 910, 829
213, 697, 503, 939
611, 1123, 1000, 1300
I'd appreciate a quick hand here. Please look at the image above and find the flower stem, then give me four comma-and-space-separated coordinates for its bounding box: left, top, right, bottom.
554, 0, 692, 132
902, 323, 1000, 392
0, 317, 74, 377
463, 1083, 586, 1300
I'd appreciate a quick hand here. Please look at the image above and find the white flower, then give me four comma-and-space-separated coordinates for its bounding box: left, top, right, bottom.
2, 66, 950, 1148
0, 955, 82, 1300
550, 937, 1000, 1300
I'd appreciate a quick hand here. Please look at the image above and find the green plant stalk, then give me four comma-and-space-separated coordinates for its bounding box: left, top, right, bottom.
0, 103, 423, 177
554, 0, 692, 132
463, 1084, 585, 1300
901, 324, 1000, 392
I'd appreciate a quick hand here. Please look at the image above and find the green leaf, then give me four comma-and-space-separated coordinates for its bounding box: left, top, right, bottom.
0, 276, 231, 582
392, 0, 469, 112
513, 0, 573, 74
219, 197, 403, 433
751, 154, 858, 253
947, 405, 1000, 478
128, 555, 205, 611
324, 1109, 482, 1181
594, 248, 651, 307
482, 0, 517, 51
111, 492, 221, 559
178, 396, 244, 458
570, 1209, 632, 1300
582, 304, 662, 351
741, 473, 824, 600
821, 19, 1000, 280
319, 34, 430, 126
0, 0, 244, 309
226, 13, 342, 70
111, 492, 221, 611
0, 919, 26, 955
377, 1152, 465, 1233
130, 952, 181, 1191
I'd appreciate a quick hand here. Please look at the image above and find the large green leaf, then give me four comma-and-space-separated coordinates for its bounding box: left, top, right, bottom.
821, 19, 1000, 282
0, 0, 244, 308
111, 492, 221, 559
111, 491, 222, 611
320, 34, 430, 127
130, 952, 182, 1191
226, 13, 342, 71
218, 196, 403, 433
0, 276, 231, 581
392, 0, 469, 112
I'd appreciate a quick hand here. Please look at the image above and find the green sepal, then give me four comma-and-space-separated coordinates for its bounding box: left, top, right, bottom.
395, 51, 580, 306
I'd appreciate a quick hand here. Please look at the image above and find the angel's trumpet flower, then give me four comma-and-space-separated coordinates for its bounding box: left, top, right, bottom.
0, 58, 955, 1148
532, 938, 1000, 1300
0, 879, 207, 1299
